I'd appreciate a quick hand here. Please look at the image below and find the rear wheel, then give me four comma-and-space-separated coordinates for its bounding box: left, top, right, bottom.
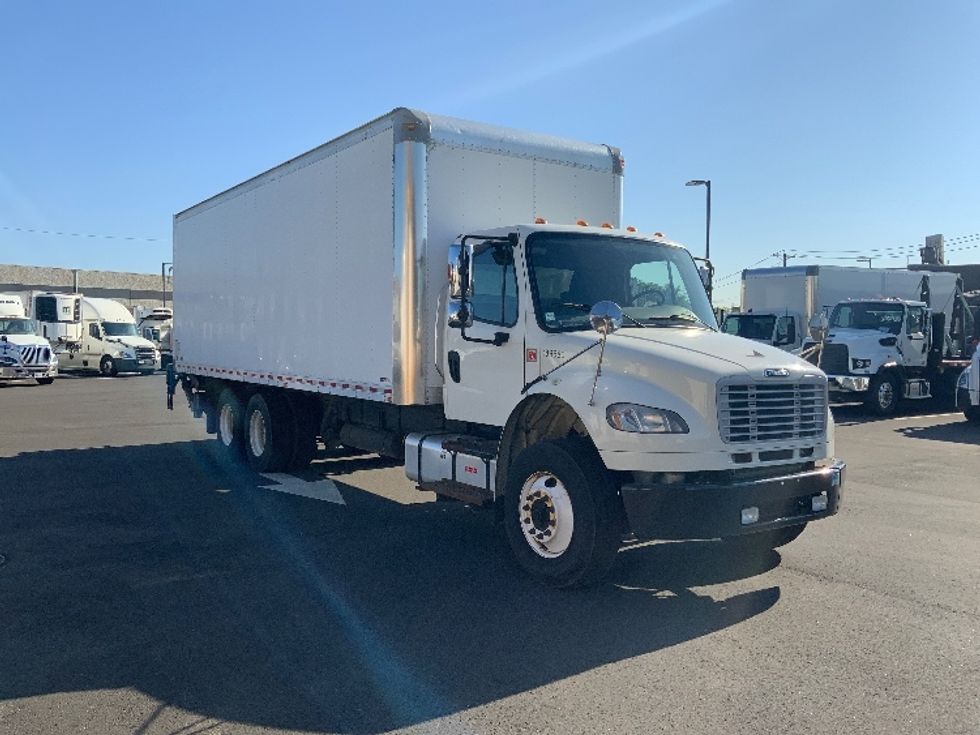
866, 373, 900, 416
244, 391, 294, 473
504, 438, 623, 588
216, 388, 246, 459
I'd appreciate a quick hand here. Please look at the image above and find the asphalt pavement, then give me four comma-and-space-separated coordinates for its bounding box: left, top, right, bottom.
1, 375, 978, 734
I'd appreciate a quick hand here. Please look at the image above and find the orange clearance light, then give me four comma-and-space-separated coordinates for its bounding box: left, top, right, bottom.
534, 217, 548, 224
653, 231, 665, 238
600, 222, 614, 228
626, 225, 637, 233
576, 219, 589, 226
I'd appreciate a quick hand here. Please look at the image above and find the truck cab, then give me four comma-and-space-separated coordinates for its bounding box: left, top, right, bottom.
0, 294, 58, 385
135, 306, 173, 369
819, 299, 936, 414
35, 294, 160, 376
721, 311, 800, 350
957, 347, 980, 423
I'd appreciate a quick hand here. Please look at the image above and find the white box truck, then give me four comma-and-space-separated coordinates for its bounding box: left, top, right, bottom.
171, 108, 844, 586
0, 294, 58, 384
723, 265, 952, 352
34, 294, 161, 376
135, 306, 173, 369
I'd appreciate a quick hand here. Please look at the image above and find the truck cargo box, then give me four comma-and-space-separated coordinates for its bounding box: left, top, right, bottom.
173, 108, 623, 406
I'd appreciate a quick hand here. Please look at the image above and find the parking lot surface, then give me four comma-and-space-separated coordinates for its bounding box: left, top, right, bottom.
1, 376, 978, 734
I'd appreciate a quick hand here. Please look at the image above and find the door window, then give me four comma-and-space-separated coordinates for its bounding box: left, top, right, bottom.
89, 323, 100, 339
775, 316, 796, 345
470, 243, 519, 327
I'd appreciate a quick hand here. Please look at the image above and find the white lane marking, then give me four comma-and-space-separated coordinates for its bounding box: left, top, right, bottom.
259, 473, 346, 505
892, 412, 960, 421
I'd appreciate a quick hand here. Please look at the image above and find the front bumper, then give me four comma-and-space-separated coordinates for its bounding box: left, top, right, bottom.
827, 375, 870, 393
26, 364, 58, 378
116, 357, 159, 373
0, 365, 31, 380
620, 460, 845, 540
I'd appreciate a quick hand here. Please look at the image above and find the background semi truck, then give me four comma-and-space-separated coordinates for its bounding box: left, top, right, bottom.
135, 306, 173, 369
0, 294, 58, 385
171, 108, 843, 586
34, 294, 161, 376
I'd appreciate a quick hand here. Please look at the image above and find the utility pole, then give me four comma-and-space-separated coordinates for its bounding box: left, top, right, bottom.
772, 250, 795, 267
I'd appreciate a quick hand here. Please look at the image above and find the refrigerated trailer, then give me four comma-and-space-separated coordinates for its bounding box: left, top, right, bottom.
171, 108, 844, 586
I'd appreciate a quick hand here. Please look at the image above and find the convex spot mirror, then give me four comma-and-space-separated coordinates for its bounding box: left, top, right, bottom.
590, 301, 623, 335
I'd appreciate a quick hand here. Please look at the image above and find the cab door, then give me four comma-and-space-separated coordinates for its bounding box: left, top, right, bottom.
443, 239, 525, 426
904, 306, 929, 369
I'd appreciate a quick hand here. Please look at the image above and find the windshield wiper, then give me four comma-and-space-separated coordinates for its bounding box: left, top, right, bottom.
641, 313, 712, 329
559, 302, 646, 328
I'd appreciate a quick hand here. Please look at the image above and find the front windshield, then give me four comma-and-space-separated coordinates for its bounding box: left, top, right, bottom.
0, 318, 39, 336
102, 322, 138, 337
526, 233, 717, 332
722, 314, 776, 341
829, 302, 904, 334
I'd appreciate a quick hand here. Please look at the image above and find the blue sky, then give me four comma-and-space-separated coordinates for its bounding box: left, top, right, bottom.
1, 0, 978, 304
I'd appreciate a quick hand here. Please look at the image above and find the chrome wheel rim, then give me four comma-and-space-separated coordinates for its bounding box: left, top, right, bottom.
219, 404, 235, 447
878, 381, 894, 409
519, 472, 574, 558
249, 410, 267, 457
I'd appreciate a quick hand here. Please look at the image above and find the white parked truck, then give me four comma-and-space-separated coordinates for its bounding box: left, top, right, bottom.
135, 306, 173, 369
34, 294, 161, 376
957, 348, 980, 423
808, 271, 974, 415
0, 294, 58, 385
724, 265, 948, 352
170, 108, 844, 586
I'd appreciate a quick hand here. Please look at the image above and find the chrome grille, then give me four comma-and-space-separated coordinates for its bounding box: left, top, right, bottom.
135, 347, 156, 360
819, 343, 849, 374
718, 378, 827, 443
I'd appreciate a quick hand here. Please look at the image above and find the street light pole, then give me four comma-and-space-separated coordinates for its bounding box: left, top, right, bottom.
685, 179, 711, 261
162, 262, 173, 307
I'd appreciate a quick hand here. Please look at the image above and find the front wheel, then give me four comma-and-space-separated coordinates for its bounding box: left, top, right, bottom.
36, 377, 55, 385
965, 405, 980, 425
504, 438, 623, 588
99, 356, 118, 377
865, 373, 900, 416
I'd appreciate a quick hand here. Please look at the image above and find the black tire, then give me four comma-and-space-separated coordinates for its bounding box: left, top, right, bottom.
285, 397, 318, 471
36, 377, 54, 385
99, 356, 118, 377
725, 523, 807, 552
965, 405, 980, 425
243, 391, 294, 473
504, 438, 623, 588
216, 388, 246, 459
865, 372, 900, 416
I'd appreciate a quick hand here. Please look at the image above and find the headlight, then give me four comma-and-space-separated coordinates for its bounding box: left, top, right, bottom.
606, 403, 690, 434
959, 367, 972, 389
851, 358, 872, 370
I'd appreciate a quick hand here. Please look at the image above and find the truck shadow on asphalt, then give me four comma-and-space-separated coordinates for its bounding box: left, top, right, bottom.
0, 440, 780, 734
893, 421, 980, 445
831, 399, 958, 426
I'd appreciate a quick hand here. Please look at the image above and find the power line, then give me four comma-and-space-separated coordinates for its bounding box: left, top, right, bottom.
1, 224, 165, 243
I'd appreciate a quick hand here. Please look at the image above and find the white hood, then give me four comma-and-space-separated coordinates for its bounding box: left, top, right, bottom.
105, 335, 157, 351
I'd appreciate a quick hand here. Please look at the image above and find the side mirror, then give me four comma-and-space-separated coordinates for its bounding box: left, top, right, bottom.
448, 244, 473, 300
447, 301, 472, 329
589, 301, 623, 335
